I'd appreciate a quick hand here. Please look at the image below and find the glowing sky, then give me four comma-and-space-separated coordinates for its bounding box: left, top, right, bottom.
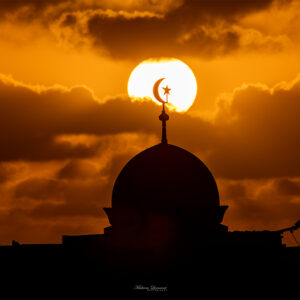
0, 0, 299, 246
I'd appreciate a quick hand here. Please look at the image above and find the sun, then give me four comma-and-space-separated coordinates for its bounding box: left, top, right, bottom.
128, 58, 197, 112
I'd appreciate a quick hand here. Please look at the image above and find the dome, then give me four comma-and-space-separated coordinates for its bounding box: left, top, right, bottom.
112, 143, 219, 210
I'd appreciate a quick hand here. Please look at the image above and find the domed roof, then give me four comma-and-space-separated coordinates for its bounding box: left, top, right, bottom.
112, 143, 219, 210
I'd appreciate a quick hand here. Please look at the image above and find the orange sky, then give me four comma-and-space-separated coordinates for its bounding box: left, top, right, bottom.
0, 0, 299, 246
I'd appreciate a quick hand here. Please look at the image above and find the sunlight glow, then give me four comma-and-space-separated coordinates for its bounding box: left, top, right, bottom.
128, 58, 197, 112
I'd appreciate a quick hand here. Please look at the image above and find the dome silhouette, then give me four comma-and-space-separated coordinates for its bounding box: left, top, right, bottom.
112, 143, 219, 210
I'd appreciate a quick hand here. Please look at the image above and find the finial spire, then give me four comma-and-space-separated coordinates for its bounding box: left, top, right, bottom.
152, 78, 171, 144
159, 103, 169, 144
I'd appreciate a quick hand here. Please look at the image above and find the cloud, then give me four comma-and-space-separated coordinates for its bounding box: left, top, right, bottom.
207, 77, 300, 179
0, 0, 183, 21
0, 72, 300, 244
220, 178, 300, 232
0, 207, 106, 244
15, 178, 64, 200
0, 73, 300, 180
1, 0, 299, 246
73, 0, 284, 59
0, 0, 64, 18
0, 133, 156, 244
273, 178, 300, 196
0, 0, 273, 20
58, 160, 99, 179
0, 163, 25, 183
0, 76, 141, 161
0, 0, 289, 59
218, 177, 300, 247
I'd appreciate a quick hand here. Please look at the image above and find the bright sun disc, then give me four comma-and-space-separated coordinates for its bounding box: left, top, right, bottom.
128, 58, 197, 112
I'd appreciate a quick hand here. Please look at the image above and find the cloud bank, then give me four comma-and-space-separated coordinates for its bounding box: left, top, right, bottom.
0, 73, 299, 243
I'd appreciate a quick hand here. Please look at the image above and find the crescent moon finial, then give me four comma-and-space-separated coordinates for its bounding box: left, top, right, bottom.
153, 78, 166, 104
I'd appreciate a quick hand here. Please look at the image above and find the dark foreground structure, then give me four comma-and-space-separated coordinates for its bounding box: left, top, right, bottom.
0, 108, 299, 299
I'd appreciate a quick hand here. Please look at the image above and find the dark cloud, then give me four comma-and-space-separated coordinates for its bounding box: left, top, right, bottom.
58, 160, 99, 179
0, 0, 275, 19
0, 134, 155, 243
30, 200, 103, 219
0, 77, 163, 161
86, 14, 242, 59
13, 172, 110, 219
207, 80, 300, 179
221, 178, 300, 231
0, 207, 107, 244
0, 163, 23, 183
0, 0, 66, 22
273, 178, 300, 196
60, 13, 77, 27
0, 0, 63, 13
223, 182, 247, 199
1, 74, 300, 179
84, 0, 281, 59
101, 152, 143, 178
0, 135, 99, 162
0, 0, 286, 59
1, 72, 300, 243
15, 178, 64, 200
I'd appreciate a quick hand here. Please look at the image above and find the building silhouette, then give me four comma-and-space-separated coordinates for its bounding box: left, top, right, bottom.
0, 107, 299, 299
